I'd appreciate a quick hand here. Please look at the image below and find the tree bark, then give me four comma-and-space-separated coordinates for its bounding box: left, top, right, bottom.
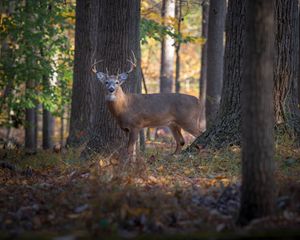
238, 0, 275, 226
42, 75, 54, 150
175, 0, 182, 93
42, 106, 54, 149
60, 107, 64, 147
160, 0, 175, 93
299, 3, 300, 107
186, 0, 246, 151
205, 0, 226, 124
274, 0, 300, 138
67, 0, 99, 147
186, 0, 300, 153
83, 0, 141, 158
199, 1, 209, 131
25, 80, 37, 154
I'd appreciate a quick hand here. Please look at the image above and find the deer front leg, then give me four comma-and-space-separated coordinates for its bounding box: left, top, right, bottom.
169, 124, 185, 154
127, 128, 139, 156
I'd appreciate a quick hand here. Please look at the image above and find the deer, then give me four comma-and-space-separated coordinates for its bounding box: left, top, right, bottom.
91, 52, 203, 156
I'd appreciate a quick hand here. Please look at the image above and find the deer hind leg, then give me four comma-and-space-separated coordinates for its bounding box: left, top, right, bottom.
181, 123, 203, 137
169, 124, 185, 154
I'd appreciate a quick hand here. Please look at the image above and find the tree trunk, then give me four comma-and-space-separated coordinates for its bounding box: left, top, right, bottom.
83, 0, 141, 158
160, 0, 175, 93
299, 2, 300, 107
60, 107, 64, 147
67, 0, 99, 147
205, 0, 226, 124
42, 106, 54, 149
156, 0, 175, 137
186, 0, 246, 151
274, 0, 300, 138
238, 0, 275, 226
186, 0, 300, 153
25, 80, 37, 154
199, 1, 209, 131
175, 0, 182, 93
42, 75, 54, 150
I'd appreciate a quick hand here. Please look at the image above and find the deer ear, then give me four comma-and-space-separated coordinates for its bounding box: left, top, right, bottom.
96, 72, 106, 83
119, 73, 128, 85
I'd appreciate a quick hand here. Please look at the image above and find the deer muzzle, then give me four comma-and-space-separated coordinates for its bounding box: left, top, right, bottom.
108, 86, 115, 93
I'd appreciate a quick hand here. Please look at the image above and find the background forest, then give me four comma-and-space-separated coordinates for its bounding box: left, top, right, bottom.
1, 0, 300, 239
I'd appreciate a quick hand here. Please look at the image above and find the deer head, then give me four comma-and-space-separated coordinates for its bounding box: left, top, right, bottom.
91, 52, 137, 101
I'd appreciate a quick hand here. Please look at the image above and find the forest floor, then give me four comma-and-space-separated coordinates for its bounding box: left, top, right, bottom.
0, 134, 300, 239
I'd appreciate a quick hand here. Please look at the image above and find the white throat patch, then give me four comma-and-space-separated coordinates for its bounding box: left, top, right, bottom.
105, 94, 116, 101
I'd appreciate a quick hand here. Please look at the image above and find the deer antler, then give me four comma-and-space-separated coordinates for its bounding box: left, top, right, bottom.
90, 59, 103, 73
126, 50, 137, 74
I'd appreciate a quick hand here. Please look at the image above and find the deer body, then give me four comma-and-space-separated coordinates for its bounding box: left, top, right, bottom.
106, 87, 202, 155
91, 53, 203, 155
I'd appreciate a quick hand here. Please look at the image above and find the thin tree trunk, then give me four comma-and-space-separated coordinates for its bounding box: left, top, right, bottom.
83, 0, 141, 158
42, 75, 54, 149
139, 129, 145, 152
238, 0, 275, 225
175, 0, 182, 93
299, 4, 300, 107
175, 43, 181, 93
42, 106, 54, 149
160, 0, 175, 93
141, 69, 150, 142
60, 106, 64, 147
65, 105, 71, 142
199, 1, 209, 131
25, 80, 37, 154
156, 0, 175, 137
205, 0, 226, 124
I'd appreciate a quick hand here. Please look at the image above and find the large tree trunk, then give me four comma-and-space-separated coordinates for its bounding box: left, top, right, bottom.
160, 0, 175, 93
205, 0, 226, 124
67, 0, 99, 147
186, 0, 300, 153
199, 1, 209, 131
238, 0, 275, 226
274, 0, 300, 138
83, 0, 141, 157
186, 0, 246, 152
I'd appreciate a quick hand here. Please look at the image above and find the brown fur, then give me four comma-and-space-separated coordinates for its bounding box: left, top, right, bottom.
106, 87, 203, 155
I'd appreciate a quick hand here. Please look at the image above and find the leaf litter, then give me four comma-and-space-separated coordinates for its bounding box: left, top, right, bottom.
0, 141, 300, 239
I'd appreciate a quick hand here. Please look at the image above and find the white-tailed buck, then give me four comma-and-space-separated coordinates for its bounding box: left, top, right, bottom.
91, 53, 203, 155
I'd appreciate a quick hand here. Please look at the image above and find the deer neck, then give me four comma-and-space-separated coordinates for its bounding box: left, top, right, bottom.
106, 87, 128, 116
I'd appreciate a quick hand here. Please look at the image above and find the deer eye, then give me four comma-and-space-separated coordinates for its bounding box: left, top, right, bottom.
105, 81, 108, 84
115, 81, 119, 84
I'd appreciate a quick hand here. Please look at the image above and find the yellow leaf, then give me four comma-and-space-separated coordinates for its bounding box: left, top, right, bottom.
110, 159, 118, 165
148, 175, 158, 184
157, 165, 164, 172
184, 169, 192, 175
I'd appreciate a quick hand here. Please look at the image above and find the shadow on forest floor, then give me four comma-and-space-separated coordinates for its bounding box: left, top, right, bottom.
0, 134, 300, 239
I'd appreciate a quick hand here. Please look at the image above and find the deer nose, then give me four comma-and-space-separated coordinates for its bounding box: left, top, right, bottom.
108, 87, 115, 93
